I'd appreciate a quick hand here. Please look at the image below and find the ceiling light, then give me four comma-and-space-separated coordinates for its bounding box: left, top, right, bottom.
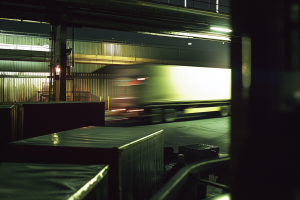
175, 32, 230, 41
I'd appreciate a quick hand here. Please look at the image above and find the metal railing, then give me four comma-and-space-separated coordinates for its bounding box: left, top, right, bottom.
150, 157, 230, 200
142, 0, 230, 14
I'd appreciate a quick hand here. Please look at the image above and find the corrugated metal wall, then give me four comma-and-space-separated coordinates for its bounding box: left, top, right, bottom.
73, 41, 193, 61
0, 72, 49, 102
0, 33, 49, 46
0, 60, 49, 72
0, 72, 115, 103
74, 74, 116, 102
72, 64, 103, 73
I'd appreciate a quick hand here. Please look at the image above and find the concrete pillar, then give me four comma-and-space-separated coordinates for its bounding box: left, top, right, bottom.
231, 0, 300, 199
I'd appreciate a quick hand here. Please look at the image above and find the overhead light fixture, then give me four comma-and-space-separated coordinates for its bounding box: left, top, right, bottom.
138, 31, 230, 41
174, 32, 230, 41
139, 32, 189, 38
210, 27, 232, 33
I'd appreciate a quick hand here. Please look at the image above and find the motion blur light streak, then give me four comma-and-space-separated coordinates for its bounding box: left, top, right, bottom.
184, 106, 221, 114
211, 193, 231, 200
170, 66, 231, 101
210, 27, 232, 32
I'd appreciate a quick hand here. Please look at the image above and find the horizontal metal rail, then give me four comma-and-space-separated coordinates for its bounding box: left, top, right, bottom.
150, 157, 230, 200
199, 179, 230, 190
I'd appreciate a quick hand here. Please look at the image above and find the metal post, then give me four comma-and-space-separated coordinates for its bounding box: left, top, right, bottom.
53, 14, 67, 101
49, 25, 55, 102
3, 77, 4, 102
59, 15, 67, 101
186, 173, 199, 200
108, 96, 109, 110
72, 26, 75, 101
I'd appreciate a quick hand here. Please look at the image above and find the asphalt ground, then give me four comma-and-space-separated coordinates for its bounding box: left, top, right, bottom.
105, 114, 231, 154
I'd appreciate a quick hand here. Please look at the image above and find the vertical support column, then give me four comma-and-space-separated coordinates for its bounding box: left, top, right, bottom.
2, 78, 4, 102
54, 14, 67, 101
49, 25, 55, 102
231, 0, 300, 200
72, 26, 75, 101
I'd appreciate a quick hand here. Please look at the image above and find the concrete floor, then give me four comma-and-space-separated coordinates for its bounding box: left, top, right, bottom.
105, 115, 231, 154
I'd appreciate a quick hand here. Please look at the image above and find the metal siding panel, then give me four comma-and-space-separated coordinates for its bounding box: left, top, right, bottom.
0, 61, 48, 72
74, 75, 114, 109
0, 34, 49, 46
3, 35, 14, 44
119, 130, 164, 200
1, 33, 211, 64
0, 72, 49, 102
104, 43, 118, 56
77, 41, 99, 55
73, 64, 103, 73
74, 41, 84, 54
0, 35, 4, 43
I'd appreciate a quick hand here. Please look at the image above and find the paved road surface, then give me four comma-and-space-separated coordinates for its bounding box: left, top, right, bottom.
106, 115, 230, 154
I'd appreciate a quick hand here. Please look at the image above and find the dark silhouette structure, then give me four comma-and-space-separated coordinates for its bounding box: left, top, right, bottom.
231, 0, 300, 199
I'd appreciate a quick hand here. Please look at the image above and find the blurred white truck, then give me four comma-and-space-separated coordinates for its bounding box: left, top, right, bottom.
95, 64, 231, 123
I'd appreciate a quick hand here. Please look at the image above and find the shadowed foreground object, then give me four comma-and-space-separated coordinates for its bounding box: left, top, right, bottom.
0, 163, 109, 200
4, 127, 164, 200
231, 0, 300, 199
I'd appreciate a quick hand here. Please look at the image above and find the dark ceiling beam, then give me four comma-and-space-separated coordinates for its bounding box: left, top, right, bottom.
0, 0, 230, 38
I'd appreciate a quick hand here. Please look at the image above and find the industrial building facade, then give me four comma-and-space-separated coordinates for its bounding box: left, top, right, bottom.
0, 30, 229, 106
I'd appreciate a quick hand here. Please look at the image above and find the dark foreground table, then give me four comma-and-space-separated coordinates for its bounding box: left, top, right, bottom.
4, 126, 164, 200
0, 163, 108, 200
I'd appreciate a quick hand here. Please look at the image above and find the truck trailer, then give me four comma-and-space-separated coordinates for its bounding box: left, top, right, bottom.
94, 64, 231, 123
